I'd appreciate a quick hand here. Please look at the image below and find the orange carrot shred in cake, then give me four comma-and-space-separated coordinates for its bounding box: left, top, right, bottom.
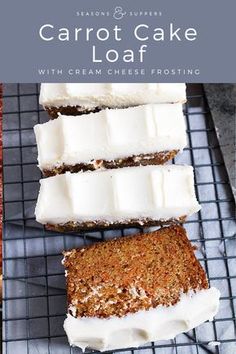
63, 225, 220, 351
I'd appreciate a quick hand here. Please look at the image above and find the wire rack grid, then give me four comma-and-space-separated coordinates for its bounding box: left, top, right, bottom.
2, 84, 236, 354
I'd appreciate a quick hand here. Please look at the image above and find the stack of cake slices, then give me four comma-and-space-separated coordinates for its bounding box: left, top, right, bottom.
35, 83, 220, 351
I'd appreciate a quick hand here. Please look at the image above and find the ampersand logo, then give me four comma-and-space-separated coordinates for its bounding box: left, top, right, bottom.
113, 6, 126, 20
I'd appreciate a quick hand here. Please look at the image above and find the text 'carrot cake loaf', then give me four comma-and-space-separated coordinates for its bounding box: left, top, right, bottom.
35, 165, 201, 231
63, 225, 220, 351
34, 103, 187, 176
39, 83, 186, 118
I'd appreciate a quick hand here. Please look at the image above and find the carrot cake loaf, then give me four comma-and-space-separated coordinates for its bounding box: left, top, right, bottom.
34, 103, 187, 176
39, 83, 186, 118
35, 165, 201, 231
63, 225, 220, 351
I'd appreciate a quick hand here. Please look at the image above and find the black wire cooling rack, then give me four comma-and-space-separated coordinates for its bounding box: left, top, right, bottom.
2, 84, 236, 354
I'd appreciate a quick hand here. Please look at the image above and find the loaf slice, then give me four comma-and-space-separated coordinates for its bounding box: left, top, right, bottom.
34, 104, 186, 176
35, 165, 201, 232
39, 83, 186, 118
63, 225, 220, 351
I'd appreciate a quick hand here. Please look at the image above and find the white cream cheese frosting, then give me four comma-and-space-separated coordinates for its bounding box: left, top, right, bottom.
39, 83, 186, 109
35, 165, 200, 225
64, 287, 220, 351
34, 104, 187, 170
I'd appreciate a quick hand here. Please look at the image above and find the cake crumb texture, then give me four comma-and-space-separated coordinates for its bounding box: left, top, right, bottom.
46, 106, 101, 118
43, 150, 178, 176
63, 225, 208, 318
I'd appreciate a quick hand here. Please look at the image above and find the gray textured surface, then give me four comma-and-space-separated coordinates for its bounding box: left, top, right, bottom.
204, 84, 236, 203
2, 84, 236, 354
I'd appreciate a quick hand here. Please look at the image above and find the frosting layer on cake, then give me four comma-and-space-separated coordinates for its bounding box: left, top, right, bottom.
34, 104, 187, 171
35, 165, 200, 225
39, 83, 186, 108
64, 288, 220, 351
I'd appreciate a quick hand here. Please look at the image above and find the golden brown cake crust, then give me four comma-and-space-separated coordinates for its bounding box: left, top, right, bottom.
47, 216, 186, 233
63, 225, 208, 318
43, 150, 178, 177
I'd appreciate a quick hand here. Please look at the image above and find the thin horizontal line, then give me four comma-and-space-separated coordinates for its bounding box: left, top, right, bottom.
186, 128, 214, 133
3, 292, 66, 301
3, 313, 65, 322
3, 197, 234, 205
200, 199, 234, 204
185, 217, 235, 224
3, 334, 65, 343
3, 162, 37, 167
4, 199, 36, 204
2, 234, 234, 243
2, 161, 226, 169
3, 314, 235, 324
3, 144, 36, 150
3, 92, 39, 98
3, 215, 235, 226
3, 109, 43, 115
3, 216, 235, 224
2, 127, 214, 134
1, 108, 209, 116
2, 334, 236, 347
3, 257, 236, 279
3, 145, 221, 152
184, 110, 210, 115
3, 127, 37, 133
2, 92, 200, 99
2, 181, 230, 189
3, 293, 234, 302
3, 179, 41, 185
